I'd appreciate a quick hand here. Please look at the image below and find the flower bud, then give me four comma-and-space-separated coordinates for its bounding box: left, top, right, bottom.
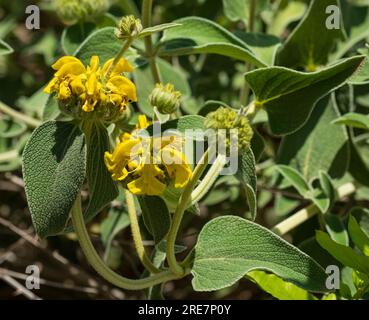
204, 106, 253, 152
56, 0, 109, 24
115, 15, 143, 39
149, 83, 181, 115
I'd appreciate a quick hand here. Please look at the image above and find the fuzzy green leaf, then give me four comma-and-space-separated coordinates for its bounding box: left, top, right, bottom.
245, 56, 364, 135
235, 148, 257, 220
192, 216, 327, 292
159, 17, 267, 67
278, 96, 349, 180
22, 121, 86, 238
277, 0, 345, 69
316, 231, 369, 274
247, 270, 317, 300
83, 121, 118, 223
139, 23, 181, 38
324, 214, 349, 246
138, 196, 171, 244
349, 215, 369, 256
333, 112, 369, 130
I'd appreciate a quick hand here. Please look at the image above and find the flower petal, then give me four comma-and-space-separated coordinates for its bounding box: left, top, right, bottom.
108, 76, 137, 102
52, 56, 83, 70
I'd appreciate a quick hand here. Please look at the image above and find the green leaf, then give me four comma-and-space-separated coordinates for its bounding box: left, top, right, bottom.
247, 270, 317, 300
22, 121, 86, 238
83, 121, 118, 223
319, 171, 337, 207
235, 148, 257, 220
42, 95, 61, 121
222, 0, 268, 25
75, 27, 139, 65
276, 165, 310, 196
0, 39, 13, 56
349, 215, 369, 256
17, 87, 49, 119
101, 208, 130, 246
0, 116, 26, 138
192, 216, 327, 292
274, 194, 300, 217
324, 214, 349, 246
245, 56, 364, 135
198, 100, 230, 117
316, 231, 369, 274
334, 4, 369, 59
276, 166, 335, 213
351, 207, 369, 237
139, 23, 181, 38
235, 32, 281, 66
349, 140, 369, 187
250, 129, 265, 162
278, 96, 349, 180
333, 112, 369, 130
138, 196, 171, 244
277, 0, 345, 69
159, 17, 267, 67
267, 1, 307, 37
61, 22, 96, 55
146, 115, 206, 136
133, 58, 191, 116
348, 51, 369, 85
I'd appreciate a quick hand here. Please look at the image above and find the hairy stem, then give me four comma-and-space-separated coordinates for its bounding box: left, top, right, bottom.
190, 154, 227, 205
142, 0, 161, 84
0, 101, 41, 128
125, 189, 161, 274
272, 183, 356, 236
104, 37, 134, 80
71, 194, 187, 290
166, 150, 210, 276
240, 0, 257, 106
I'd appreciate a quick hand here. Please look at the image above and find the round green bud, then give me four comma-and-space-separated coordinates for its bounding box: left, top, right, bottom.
204, 106, 253, 152
115, 15, 143, 39
149, 83, 182, 115
56, 0, 109, 24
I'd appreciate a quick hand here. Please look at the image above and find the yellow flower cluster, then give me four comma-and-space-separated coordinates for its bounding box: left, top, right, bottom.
104, 115, 192, 196
44, 55, 137, 121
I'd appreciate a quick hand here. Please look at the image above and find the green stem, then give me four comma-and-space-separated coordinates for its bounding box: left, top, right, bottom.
71, 194, 187, 290
0, 101, 41, 128
0, 149, 18, 162
190, 154, 227, 205
125, 189, 161, 274
142, 0, 161, 84
166, 150, 210, 276
272, 183, 356, 236
104, 37, 134, 80
240, 0, 257, 106
245, 101, 261, 122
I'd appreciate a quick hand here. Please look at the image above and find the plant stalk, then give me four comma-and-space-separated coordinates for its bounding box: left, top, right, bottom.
190, 154, 227, 205
71, 194, 187, 290
142, 0, 161, 84
272, 183, 356, 236
240, 0, 257, 106
0, 101, 41, 128
104, 36, 134, 80
125, 189, 161, 274
166, 150, 210, 276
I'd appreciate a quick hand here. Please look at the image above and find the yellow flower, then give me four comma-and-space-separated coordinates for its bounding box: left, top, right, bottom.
104, 115, 192, 196
44, 55, 137, 121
